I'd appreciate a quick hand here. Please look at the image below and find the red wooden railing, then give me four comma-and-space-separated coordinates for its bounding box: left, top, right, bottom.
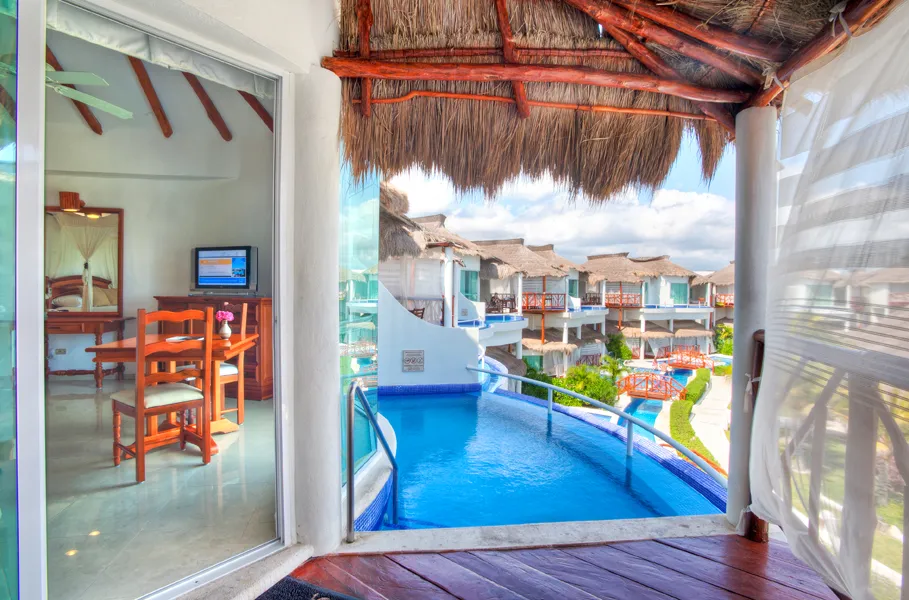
715, 293, 735, 307
617, 372, 686, 401
603, 293, 642, 307
576, 354, 602, 367
522, 292, 567, 312
667, 348, 715, 371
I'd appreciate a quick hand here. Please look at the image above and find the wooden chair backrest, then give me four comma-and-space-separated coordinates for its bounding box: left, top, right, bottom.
220, 302, 249, 339
135, 308, 213, 418
409, 308, 425, 319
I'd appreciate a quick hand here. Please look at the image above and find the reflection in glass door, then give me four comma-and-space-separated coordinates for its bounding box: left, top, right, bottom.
0, 1, 18, 597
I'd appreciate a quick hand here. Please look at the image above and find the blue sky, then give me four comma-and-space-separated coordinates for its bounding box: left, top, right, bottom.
390, 133, 737, 272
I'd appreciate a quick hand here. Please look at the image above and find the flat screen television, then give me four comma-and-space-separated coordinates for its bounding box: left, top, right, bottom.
192, 246, 258, 293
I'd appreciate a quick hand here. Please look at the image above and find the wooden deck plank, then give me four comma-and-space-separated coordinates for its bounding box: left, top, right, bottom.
504, 548, 676, 600
612, 540, 820, 600
388, 552, 528, 600
657, 537, 837, 600
446, 550, 602, 600
327, 555, 459, 600
561, 545, 751, 600
292, 560, 389, 600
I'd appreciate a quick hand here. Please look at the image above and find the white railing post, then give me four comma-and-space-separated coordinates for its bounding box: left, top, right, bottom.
547, 388, 553, 415
626, 420, 634, 457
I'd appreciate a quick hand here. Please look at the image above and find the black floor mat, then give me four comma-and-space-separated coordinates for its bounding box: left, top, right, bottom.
257, 577, 361, 600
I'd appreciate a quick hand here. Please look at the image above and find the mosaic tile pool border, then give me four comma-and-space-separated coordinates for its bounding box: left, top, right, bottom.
356, 470, 394, 532
377, 383, 482, 396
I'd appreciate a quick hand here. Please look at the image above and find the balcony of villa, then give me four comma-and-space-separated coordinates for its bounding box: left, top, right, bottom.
522, 291, 567, 313
715, 293, 735, 307
603, 292, 642, 308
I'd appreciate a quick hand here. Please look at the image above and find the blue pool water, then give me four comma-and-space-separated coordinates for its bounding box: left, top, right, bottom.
618, 398, 664, 442
379, 392, 720, 529
711, 355, 733, 366
636, 367, 693, 386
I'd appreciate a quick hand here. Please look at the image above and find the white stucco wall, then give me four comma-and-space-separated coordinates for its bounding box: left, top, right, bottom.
378, 284, 481, 386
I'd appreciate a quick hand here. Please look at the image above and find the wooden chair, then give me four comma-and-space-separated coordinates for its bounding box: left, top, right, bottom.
112, 307, 214, 483
409, 307, 425, 320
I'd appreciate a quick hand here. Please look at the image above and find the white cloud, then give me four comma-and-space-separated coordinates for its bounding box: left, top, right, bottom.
390, 170, 735, 272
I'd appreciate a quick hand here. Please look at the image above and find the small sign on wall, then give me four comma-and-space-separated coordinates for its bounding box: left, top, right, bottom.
402, 350, 424, 372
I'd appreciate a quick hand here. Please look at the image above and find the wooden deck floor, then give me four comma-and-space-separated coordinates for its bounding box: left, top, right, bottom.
291, 534, 839, 600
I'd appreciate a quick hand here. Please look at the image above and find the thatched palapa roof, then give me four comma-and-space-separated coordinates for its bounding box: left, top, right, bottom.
325, 0, 891, 202
628, 256, 696, 278
528, 244, 587, 273
485, 346, 528, 377
672, 320, 714, 338
412, 214, 488, 257
379, 182, 425, 261
584, 253, 640, 285
522, 324, 605, 354
707, 261, 735, 286
475, 239, 565, 278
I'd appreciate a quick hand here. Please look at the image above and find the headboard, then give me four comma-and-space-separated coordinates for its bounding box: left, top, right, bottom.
46, 275, 113, 310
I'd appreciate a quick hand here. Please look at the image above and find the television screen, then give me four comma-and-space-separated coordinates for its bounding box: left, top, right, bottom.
195, 247, 250, 288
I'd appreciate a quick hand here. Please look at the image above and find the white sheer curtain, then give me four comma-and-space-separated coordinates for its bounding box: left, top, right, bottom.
52, 213, 117, 308
750, 4, 909, 599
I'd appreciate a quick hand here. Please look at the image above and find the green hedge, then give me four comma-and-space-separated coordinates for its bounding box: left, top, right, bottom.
713, 364, 732, 377
669, 368, 717, 463
523, 366, 617, 407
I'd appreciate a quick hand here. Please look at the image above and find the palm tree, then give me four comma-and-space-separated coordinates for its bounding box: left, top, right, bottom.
601, 355, 625, 384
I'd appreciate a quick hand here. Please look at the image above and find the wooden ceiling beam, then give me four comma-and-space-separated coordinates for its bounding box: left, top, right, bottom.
357, 0, 373, 117
609, 0, 792, 62
561, 0, 764, 87
182, 72, 232, 141
321, 57, 750, 104
747, 0, 893, 108
126, 56, 172, 138
45, 45, 103, 136
494, 0, 531, 118
334, 47, 634, 60
604, 24, 736, 135
351, 90, 715, 121
238, 91, 274, 132
0, 82, 14, 121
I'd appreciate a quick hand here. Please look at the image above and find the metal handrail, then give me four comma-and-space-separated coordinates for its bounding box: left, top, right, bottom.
467, 366, 728, 489
346, 382, 399, 543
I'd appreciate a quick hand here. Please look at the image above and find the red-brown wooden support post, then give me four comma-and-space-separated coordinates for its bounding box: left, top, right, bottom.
238, 91, 274, 132
127, 56, 172, 138
357, 0, 373, 117
494, 0, 530, 118
183, 72, 232, 141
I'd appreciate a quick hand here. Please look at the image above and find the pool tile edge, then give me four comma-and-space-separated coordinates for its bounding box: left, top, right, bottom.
334, 514, 734, 555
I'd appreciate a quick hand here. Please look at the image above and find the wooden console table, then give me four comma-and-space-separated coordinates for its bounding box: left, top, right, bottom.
45, 314, 133, 388
155, 296, 273, 400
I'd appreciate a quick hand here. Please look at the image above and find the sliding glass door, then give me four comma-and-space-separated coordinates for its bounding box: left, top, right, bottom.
0, 2, 18, 596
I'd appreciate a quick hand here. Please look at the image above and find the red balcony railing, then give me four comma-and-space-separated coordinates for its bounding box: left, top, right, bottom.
522, 292, 567, 312
715, 293, 735, 307
603, 293, 642, 308
581, 293, 602, 306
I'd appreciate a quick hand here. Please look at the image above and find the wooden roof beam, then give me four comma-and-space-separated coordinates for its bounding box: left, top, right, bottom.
609, 0, 792, 62
45, 45, 103, 136
494, 0, 531, 119
126, 56, 172, 138
604, 25, 736, 135
357, 0, 373, 117
561, 0, 764, 87
321, 57, 750, 104
747, 0, 893, 108
238, 91, 274, 132
182, 72, 232, 141
334, 47, 634, 60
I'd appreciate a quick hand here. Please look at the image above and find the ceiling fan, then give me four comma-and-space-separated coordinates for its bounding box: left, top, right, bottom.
0, 60, 133, 119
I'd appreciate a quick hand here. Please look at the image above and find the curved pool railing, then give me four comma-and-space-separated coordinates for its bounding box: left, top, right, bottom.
467, 366, 728, 489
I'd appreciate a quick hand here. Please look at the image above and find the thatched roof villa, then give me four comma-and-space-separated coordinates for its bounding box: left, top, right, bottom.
474, 239, 566, 279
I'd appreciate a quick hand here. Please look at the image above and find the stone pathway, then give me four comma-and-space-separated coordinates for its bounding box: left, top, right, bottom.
690, 375, 732, 471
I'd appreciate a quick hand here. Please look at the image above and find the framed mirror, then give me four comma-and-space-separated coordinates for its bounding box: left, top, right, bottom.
44, 206, 123, 317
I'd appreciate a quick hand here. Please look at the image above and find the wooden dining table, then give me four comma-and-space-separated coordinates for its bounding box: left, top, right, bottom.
87, 333, 259, 453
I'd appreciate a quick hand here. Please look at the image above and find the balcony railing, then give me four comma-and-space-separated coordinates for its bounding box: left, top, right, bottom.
715, 293, 735, 307
581, 293, 602, 306
603, 293, 642, 308
522, 292, 567, 312
487, 293, 517, 314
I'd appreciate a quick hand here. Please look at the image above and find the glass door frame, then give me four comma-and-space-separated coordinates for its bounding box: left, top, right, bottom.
15, 1, 299, 596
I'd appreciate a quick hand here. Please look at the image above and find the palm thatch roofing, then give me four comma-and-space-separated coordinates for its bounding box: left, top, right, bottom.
707, 261, 735, 286
672, 320, 713, 338
528, 244, 587, 273
603, 320, 672, 339
475, 239, 566, 278
584, 252, 694, 284
326, 0, 892, 202
522, 324, 605, 354
857, 268, 909, 285
411, 214, 489, 257
379, 182, 426, 261
628, 255, 696, 278
485, 346, 528, 377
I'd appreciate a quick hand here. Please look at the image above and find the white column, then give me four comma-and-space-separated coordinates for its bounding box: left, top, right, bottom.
443, 247, 454, 327
453, 260, 461, 325
576, 325, 582, 340
516, 272, 524, 316
295, 68, 344, 554
639, 338, 645, 360
669, 318, 674, 332
601, 281, 607, 307
728, 106, 776, 528
640, 317, 646, 333
514, 343, 523, 393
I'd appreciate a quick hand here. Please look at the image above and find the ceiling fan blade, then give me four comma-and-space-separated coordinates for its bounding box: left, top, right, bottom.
48, 84, 133, 119
45, 71, 108, 87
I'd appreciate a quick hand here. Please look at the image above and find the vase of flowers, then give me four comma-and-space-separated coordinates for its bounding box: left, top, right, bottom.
215, 309, 235, 340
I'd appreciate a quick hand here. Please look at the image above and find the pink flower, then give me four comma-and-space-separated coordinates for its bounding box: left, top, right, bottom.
215, 310, 235, 323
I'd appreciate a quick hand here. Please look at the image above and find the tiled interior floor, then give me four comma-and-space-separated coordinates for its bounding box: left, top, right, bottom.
46, 379, 277, 600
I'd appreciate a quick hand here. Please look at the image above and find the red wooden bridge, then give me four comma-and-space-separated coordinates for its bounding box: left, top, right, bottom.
654, 346, 715, 371
617, 372, 686, 401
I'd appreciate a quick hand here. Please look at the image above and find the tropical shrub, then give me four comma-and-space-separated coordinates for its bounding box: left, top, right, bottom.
713, 364, 732, 377
523, 366, 617, 407
606, 333, 633, 360
714, 324, 734, 356
669, 368, 716, 463
600, 355, 625, 384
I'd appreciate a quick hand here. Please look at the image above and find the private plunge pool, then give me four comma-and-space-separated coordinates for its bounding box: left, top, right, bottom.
376, 390, 724, 530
